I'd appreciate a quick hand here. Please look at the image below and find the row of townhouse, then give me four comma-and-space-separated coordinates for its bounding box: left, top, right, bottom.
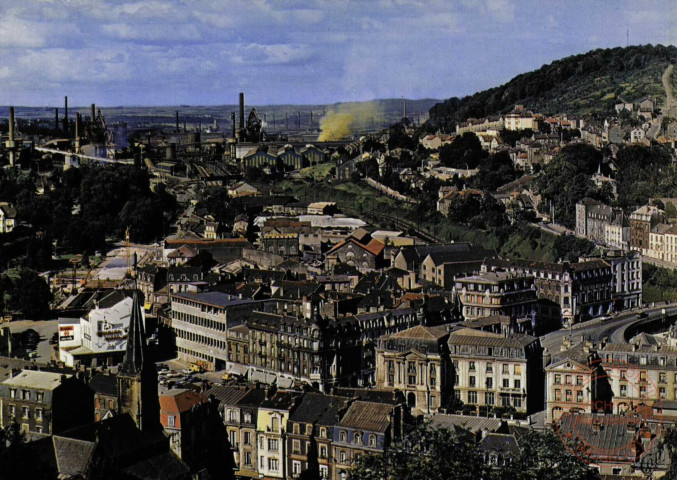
169, 288, 421, 390
205, 386, 402, 480
545, 335, 677, 425
481, 254, 641, 324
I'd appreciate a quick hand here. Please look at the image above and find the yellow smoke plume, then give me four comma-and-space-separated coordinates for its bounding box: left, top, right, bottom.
318, 102, 382, 141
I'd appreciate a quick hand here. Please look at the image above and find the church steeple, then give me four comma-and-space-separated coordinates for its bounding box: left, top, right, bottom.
121, 279, 146, 375
117, 254, 161, 432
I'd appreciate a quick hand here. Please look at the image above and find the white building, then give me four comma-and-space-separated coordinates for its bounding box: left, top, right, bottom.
58, 294, 136, 367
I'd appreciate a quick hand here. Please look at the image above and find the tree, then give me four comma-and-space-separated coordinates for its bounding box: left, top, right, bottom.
0, 421, 54, 479
505, 430, 599, 480
351, 423, 489, 480
553, 235, 595, 262
438, 133, 487, 169
8, 268, 52, 316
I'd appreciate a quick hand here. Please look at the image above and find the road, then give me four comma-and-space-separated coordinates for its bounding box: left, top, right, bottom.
541, 305, 677, 354
535, 221, 573, 236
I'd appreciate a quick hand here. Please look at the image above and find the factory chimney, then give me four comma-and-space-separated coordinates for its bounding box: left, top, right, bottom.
91, 103, 96, 123
310, 111, 313, 128
175, 111, 179, 132
239, 92, 245, 131
64, 96, 69, 134
75, 113, 81, 154
55, 108, 59, 131
7, 107, 15, 166
231, 112, 236, 138
297, 111, 301, 129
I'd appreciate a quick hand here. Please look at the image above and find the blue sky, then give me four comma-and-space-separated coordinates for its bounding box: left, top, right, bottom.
0, 0, 676, 106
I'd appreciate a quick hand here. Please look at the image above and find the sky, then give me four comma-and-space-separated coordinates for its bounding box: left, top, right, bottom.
0, 0, 676, 106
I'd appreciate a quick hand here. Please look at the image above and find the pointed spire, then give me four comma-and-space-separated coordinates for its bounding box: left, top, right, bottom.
121, 254, 146, 375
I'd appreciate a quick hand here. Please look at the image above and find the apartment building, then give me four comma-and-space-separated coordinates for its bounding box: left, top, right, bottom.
454, 271, 538, 321
448, 328, 543, 414
170, 290, 270, 370
375, 325, 453, 414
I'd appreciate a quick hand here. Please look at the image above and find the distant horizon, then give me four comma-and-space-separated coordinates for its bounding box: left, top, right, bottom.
0, 97, 443, 110
1, 1, 677, 106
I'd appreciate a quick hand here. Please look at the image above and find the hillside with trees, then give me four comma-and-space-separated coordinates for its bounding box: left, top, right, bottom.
429, 44, 677, 129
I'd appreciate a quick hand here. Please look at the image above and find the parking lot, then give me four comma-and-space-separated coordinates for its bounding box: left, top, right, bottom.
4, 319, 59, 363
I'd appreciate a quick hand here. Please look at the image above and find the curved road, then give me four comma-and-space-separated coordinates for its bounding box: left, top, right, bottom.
541, 305, 677, 354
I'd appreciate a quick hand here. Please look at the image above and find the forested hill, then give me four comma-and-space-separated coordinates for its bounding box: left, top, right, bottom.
429, 44, 677, 129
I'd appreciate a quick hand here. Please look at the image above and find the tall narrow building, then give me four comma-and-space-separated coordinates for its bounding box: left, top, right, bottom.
117, 262, 162, 432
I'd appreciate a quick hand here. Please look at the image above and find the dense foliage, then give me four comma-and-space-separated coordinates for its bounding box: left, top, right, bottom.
429, 44, 677, 129
536, 144, 611, 229
0, 165, 176, 256
350, 423, 599, 480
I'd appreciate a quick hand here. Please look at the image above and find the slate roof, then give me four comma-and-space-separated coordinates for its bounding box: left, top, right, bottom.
52, 436, 95, 477
204, 385, 251, 406
260, 390, 301, 410
288, 393, 350, 426
337, 401, 392, 433
479, 433, 520, 456
447, 328, 538, 349
88, 373, 118, 397
171, 291, 262, 308
429, 414, 506, 435
387, 325, 449, 341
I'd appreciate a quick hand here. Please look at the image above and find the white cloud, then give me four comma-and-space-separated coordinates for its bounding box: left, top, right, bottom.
0, 18, 46, 48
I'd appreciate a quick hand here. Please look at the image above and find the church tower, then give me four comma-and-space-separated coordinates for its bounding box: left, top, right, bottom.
117, 257, 162, 432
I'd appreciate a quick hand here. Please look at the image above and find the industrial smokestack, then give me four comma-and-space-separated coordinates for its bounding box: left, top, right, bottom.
297, 111, 301, 129
75, 113, 81, 154
310, 111, 313, 128
64, 96, 69, 133
91, 104, 96, 123
9, 107, 15, 142
55, 108, 59, 131
239, 92, 245, 131
176, 111, 179, 132
7, 107, 15, 166
231, 112, 236, 138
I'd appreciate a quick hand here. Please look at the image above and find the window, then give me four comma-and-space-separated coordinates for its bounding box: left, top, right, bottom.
486, 363, 493, 373
22, 390, 30, 401
320, 465, 328, 479
577, 391, 583, 403
293, 423, 300, 434
513, 397, 522, 409
502, 364, 509, 374
260, 456, 265, 469
293, 461, 301, 475
514, 365, 521, 375
486, 392, 495, 405
660, 373, 667, 384
244, 432, 251, 445
554, 374, 561, 385
244, 413, 252, 423
292, 440, 301, 454
660, 387, 666, 399
340, 430, 347, 442
555, 389, 561, 401
21, 407, 29, 419
353, 432, 362, 445
640, 371, 647, 382
320, 445, 327, 458
168, 415, 175, 427
272, 416, 280, 432
244, 452, 252, 466
503, 379, 509, 388
269, 458, 279, 471
620, 385, 627, 396
320, 428, 326, 438
8, 405, 15, 417
469, 376, 476, 387
514, 379, 521, 389
468, 391, 478, 404
369, 435, 376, 447
35, 409, 43, 421
268, 439, 279, 451
469, 362, 476, 371
565, 375, 572, 385
228, 410, 235, 422
486, 377, 493, 388
621, 370, 627, 380
576, 376, 583, 386
229, 430, 237, 447
9, 389, 16, 399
